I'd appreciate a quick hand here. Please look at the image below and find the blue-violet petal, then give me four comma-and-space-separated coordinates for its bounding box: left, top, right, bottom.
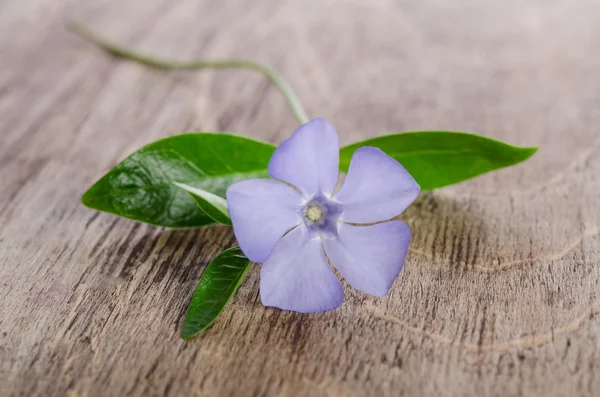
227, 179, 303, 263
268, 118, 339, 198
323, 221, 411, 296
335, 146, 420, 223
260, 227, 344, 313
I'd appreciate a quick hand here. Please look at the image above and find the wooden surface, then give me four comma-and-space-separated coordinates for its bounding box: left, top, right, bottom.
2, 0, 600, 396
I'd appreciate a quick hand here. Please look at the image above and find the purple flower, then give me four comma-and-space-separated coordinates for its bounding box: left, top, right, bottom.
226, 118, 420, 313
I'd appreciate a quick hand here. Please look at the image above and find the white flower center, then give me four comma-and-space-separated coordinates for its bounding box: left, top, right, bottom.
305, 205, 323, 222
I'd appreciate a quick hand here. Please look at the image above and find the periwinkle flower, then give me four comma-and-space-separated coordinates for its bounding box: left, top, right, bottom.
226, 118, 420, 313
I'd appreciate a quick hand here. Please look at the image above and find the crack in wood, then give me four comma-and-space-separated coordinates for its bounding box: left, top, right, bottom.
408, 226, 599, 272
367, 300, 600, 353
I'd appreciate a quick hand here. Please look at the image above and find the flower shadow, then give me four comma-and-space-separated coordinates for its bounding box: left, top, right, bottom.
399, 191, 492, 270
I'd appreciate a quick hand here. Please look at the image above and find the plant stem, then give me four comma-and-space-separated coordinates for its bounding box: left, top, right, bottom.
66, 20, 310, 125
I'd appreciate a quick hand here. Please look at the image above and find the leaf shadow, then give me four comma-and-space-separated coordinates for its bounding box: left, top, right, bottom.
147, 224, 235, 285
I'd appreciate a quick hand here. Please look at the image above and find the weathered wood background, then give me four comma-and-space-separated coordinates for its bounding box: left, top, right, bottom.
2, 0, 600, 396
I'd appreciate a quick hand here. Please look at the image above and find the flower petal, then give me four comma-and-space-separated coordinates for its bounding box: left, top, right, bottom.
335, 146, 420, 223
260, 227, 344, 313
226, 179, 303, 263
268, 118, 339, 198
323, 221, 410, 296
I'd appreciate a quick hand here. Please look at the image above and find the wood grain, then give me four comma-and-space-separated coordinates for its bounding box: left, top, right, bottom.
2, 0, 600, 396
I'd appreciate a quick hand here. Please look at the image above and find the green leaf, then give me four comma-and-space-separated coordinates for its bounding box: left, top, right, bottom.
82, 133, 275, 228
173, 182, 231, 225
182, 247, 252, 339
340, 131, 537, 190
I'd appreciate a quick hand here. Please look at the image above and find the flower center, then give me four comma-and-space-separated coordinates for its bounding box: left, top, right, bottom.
305, 205, 323, 222
299, 194, 343, 238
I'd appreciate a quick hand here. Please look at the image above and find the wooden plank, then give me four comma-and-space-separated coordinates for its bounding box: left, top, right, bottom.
1, 0, 599, 396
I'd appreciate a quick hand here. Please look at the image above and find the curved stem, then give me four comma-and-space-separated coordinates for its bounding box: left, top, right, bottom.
66, 20, 310, 125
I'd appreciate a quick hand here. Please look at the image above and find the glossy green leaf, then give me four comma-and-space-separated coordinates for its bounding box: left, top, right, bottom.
340, 131, 537, 190
82, 133, 275, 228
182, 247, 252, 339
173, 182, 231, 225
